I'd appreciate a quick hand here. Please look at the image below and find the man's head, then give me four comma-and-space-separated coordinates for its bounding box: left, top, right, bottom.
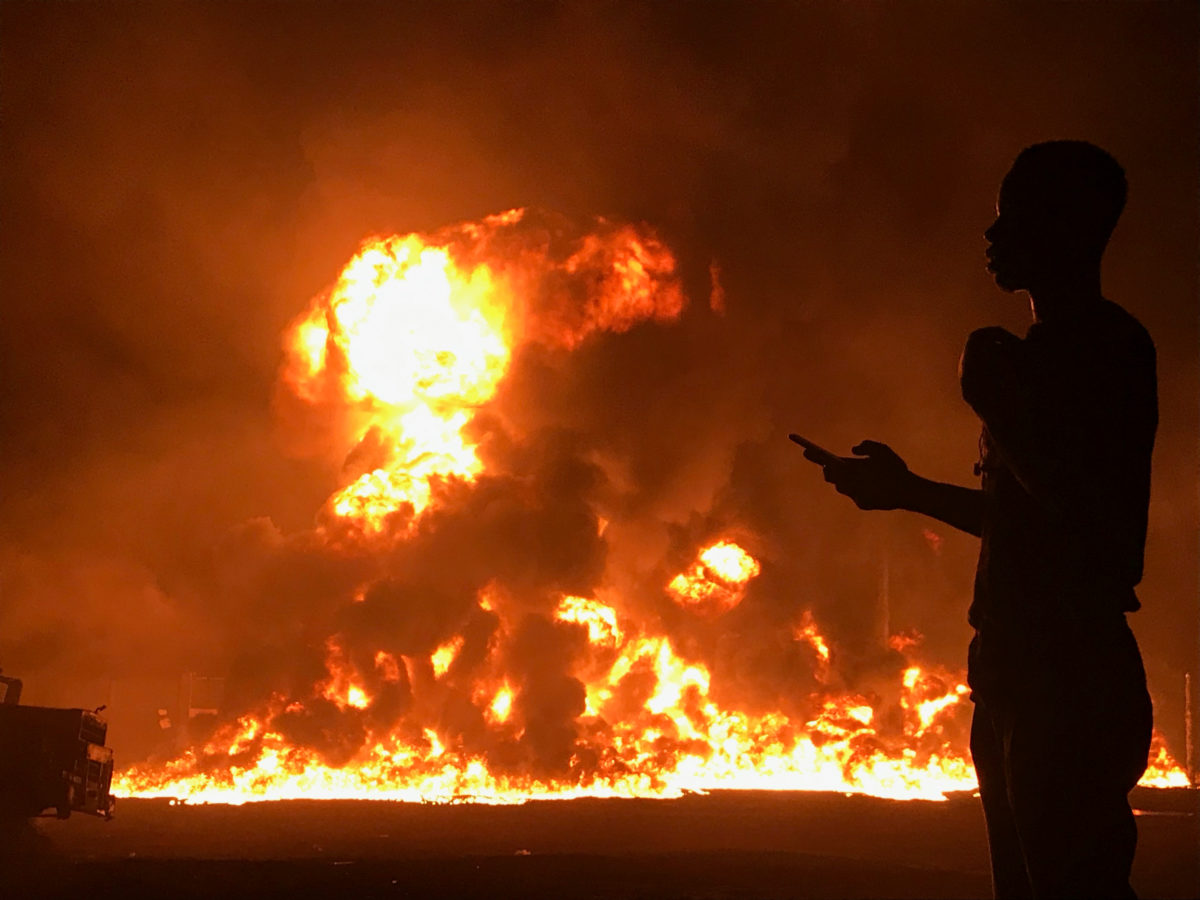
984, 141, 1126, 294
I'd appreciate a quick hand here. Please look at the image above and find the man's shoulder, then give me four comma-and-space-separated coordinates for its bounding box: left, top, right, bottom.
1095, 299, 1155, 360
1025, 300, 1155, 365
1028, 300, 1156, 395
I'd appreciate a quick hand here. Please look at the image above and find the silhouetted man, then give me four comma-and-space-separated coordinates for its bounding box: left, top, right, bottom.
802, 141, 1156, 899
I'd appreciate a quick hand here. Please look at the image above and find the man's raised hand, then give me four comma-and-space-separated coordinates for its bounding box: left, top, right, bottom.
819, 440, 913, 511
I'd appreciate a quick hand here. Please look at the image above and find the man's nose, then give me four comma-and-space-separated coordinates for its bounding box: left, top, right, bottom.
984, 219, 1000, 243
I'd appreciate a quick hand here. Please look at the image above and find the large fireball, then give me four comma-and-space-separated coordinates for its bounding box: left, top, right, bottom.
283, 209, 684, 534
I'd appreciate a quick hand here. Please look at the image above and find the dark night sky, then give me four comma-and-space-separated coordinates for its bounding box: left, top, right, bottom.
1, 2, 1196, 760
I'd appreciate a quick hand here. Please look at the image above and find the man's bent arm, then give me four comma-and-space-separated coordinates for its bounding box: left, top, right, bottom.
899, 475, 983, 538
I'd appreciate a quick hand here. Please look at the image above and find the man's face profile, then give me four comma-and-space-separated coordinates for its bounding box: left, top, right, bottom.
983, 172, 1073, 295
982, 141, 1125, 296
984, 178, 1039, 294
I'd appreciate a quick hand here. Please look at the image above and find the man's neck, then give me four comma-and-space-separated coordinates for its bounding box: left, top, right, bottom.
1027, 270, 1103, 325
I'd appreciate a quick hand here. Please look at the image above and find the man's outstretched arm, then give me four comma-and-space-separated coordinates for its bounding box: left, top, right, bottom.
898, 473, 983, 537
801, 440, 983, 538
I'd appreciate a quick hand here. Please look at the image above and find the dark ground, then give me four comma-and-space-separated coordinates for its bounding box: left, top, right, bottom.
4, 788, 1196, 899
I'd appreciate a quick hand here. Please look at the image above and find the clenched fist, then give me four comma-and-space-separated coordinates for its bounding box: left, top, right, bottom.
960, 326, 1023, 415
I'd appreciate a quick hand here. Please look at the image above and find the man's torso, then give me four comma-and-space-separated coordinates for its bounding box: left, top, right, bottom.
967, 300, 1157, 692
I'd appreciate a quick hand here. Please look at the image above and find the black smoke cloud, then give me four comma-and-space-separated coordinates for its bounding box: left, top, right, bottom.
0, 2, 1195, 763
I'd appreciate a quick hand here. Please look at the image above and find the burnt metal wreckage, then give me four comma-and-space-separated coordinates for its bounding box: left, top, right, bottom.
0, 672, 116, 820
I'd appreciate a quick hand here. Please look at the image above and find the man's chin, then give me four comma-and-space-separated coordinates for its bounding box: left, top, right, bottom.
989, 268, 1025, 293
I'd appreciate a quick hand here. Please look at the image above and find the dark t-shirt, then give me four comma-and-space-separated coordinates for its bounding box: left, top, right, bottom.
968, 300, 1157, 635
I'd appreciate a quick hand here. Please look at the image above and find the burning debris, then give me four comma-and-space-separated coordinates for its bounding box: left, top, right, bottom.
112, 211, 1189, 806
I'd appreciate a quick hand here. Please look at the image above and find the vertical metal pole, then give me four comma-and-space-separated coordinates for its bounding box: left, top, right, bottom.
1185, 671, 1195, 787
879, 541, 891, 646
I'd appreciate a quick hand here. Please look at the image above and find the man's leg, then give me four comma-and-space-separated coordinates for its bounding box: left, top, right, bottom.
1001, 621, 1153, 899
971, 700, 1034, 899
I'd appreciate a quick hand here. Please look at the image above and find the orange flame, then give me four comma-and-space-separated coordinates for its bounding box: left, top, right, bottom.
794, 609, 832, 682
485, 685, 515, 725
1140, 732, 1192, 788
555, 595, 623, 649
114, 605, 991, 804
319, 639, 372, 711
114, 591, 1190, 805
431, 635, 465, 679
667, 540, 761, 615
